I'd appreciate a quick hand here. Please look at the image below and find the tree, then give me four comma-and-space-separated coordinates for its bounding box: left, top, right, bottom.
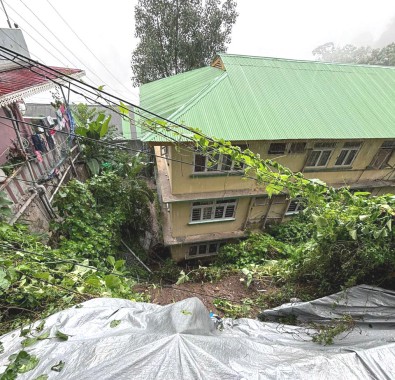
131, 0, 238, 86
312, 41, 395, 66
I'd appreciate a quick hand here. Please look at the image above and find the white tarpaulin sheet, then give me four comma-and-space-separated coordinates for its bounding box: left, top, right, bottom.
1, 285, 395, 379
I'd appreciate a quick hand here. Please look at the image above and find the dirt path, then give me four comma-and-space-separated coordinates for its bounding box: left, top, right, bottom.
136, 274, 277, 318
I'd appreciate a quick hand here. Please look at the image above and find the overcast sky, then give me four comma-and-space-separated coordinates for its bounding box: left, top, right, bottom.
1, 0, 395, 104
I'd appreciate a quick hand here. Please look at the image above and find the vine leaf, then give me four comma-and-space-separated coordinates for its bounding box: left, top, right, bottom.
110, 320, 121, 328
51, 360, 65, 372
55, 331, 69, 341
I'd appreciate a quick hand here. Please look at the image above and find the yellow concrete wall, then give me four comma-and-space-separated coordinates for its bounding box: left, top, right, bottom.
170, 197, 250, 237
168, 140, 395, 195
170, 242, 235, 262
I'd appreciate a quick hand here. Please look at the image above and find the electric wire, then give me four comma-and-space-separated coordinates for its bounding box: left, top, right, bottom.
0, 44, 266, 182
44, 0, 136, 99
15, 0, 130, 96
0, 243, 248, 303
2, 1, 72, 68
0, 46, 328, 195
0, 28, 42, 62
0, 43, 304, 192
0, 114, 268, 189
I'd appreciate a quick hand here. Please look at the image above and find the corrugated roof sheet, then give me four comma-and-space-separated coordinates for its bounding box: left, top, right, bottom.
139, 54, 395, 142
0, 66, 84, 106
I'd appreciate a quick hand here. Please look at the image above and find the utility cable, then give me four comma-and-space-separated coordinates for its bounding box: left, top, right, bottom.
0, 243, 248, 303
44, 0, 135, 99
0, 46, 323, 195
2, 1, 71, 68
15, 0, 128, 96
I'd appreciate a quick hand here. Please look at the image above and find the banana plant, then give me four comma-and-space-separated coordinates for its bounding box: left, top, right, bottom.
75, 113, 111, 140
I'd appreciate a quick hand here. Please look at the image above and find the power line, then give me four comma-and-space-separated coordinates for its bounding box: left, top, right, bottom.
0, 28, 42, 62
0, 46, 318, 194
0, 50, 293, 194
44, 0, 136, 99
0, 114, 266, 188
0, 243, 246, 303
15, 0, 127, 96
2, 0, 72, 68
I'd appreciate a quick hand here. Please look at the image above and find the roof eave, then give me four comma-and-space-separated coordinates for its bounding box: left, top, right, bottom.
0, 70, 85, 107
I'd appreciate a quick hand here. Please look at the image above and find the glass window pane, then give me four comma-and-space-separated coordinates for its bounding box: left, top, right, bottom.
214, 206, 225, 218
202, 207, 212, 220
194, 154, 206, 172
191, 208, 201, 221
335, 150, 348, 165
268, 143, 286, 154
306, 150, 320, 166
318, 150, 331, 166
198, 245, 207, 254
207, 153, 220, 171
189, 246, 197, 256
225, 205, 235, 218
344, 150, 357, 165
221, 154, 232, 171
208, 243, 218, 253
289, 142, 306, 153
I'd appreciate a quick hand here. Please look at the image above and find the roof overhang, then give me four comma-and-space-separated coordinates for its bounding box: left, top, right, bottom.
0, 69, 85, 107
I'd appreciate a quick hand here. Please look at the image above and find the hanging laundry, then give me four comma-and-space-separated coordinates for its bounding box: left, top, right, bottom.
31, 134, 48, 153
35, 151, 43, 163
46, 116, 55, 126
44, 129, 55, 150
66, 107, 76, 138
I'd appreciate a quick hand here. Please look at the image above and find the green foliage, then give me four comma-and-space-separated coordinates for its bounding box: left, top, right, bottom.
286, 192, 395, 293
0, 191, 12, 221
131, 0, 238, 85
70, 103, 98, 128
75, 113, 111, 140
311, 315, 355, 345
216, 233, 293, 267
0, 350, 39, 379
313, 41, 395, 66
213, 298, 252, 319
0, 167, 150, 334
0, 223, 144, 335
72, 104, 124, 176
268, 214, 312, 244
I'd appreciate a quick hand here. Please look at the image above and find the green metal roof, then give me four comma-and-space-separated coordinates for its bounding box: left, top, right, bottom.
138, 53, 395, 142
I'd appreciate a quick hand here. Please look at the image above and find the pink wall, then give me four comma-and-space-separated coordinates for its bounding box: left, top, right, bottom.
0, 107, 17, 165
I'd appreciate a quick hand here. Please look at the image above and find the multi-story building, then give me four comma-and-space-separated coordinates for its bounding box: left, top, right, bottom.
137, 54, 395, 262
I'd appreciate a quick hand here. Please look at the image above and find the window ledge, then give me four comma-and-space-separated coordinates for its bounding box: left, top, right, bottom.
186, 253, 218, 260
190, 171, 244, 178
188, 218, 236, 225
304, 166, 353, 172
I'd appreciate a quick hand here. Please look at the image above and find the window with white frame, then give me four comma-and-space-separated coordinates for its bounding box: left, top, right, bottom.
160, 146, 168, 157
193, 145, 247, 173
369, 141, 395, 169
190, 199, 237, 222
305, 142, 336, 167
188, 241, 226, 258
285, 198, 304, 215
335, 142, 361, 166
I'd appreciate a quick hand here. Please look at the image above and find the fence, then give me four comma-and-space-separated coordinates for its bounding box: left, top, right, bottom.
0, 129, 80, 224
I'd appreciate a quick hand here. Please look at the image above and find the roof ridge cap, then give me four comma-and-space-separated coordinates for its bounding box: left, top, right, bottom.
219, 53, 395, 70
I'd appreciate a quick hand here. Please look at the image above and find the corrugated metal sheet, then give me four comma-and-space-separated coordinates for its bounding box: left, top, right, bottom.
139, 54, 395, 142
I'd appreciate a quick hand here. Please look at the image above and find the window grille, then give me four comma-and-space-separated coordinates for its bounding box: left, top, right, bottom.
190, 199, 237, 222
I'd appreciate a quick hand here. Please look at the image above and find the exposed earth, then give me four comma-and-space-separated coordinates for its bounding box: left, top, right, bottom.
136, 274, 280, 318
